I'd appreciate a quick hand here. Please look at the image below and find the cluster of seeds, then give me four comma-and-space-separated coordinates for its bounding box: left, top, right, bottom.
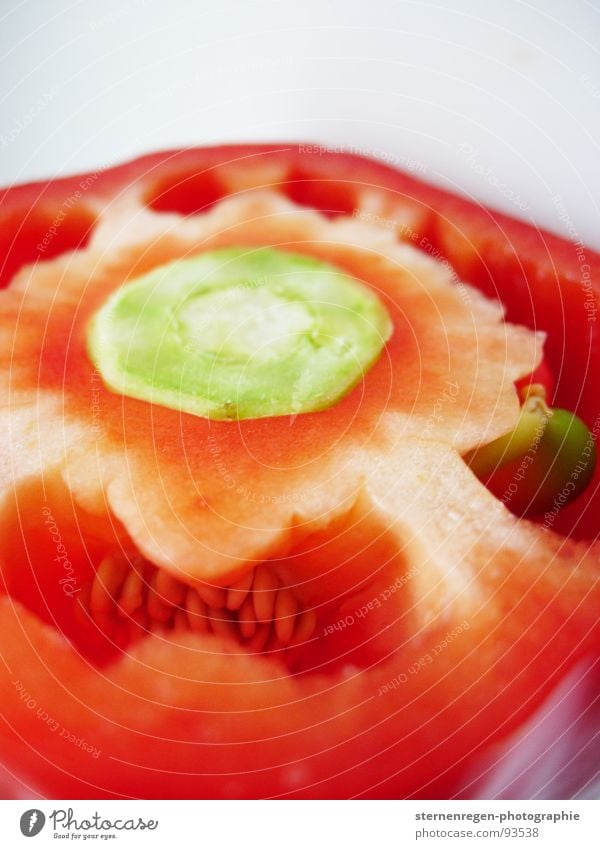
79, 555, 318, 653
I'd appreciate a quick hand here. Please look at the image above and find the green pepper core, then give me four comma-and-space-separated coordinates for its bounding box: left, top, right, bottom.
87, 247, 392, 421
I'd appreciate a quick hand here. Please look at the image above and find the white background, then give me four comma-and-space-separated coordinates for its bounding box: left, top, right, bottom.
1, 0, 599, 248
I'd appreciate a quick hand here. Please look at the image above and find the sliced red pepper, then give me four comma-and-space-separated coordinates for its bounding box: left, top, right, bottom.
0, 144, 599, 800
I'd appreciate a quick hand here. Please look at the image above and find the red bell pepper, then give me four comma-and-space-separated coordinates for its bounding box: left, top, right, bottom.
0, 144, 599, 799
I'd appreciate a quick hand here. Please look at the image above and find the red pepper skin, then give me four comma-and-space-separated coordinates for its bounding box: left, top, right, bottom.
1, 145, 599, 800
